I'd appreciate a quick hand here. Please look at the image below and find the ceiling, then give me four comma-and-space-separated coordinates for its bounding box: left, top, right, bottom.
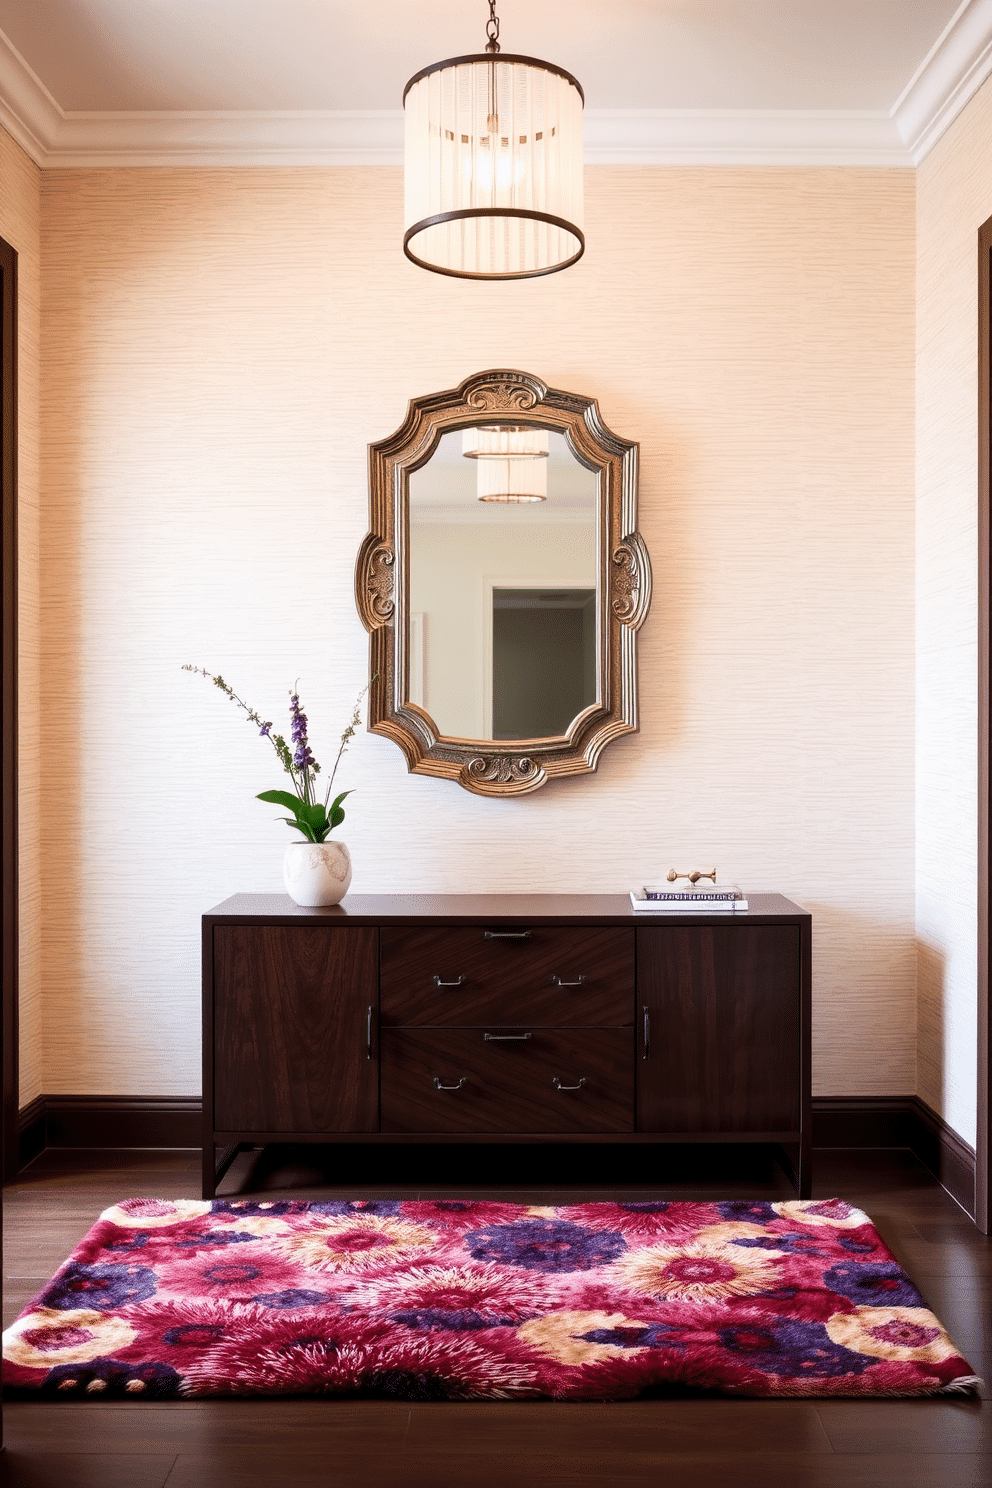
0, 0, 990, 167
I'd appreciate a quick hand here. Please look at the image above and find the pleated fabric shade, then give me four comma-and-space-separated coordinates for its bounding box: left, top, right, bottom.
461, 427, 550, 459
462, 425, 550, 501
474, 457, 548, 502
403, 53, 584, 279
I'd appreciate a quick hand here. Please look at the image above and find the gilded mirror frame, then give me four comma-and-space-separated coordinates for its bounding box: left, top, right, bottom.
355, 369, 651, 796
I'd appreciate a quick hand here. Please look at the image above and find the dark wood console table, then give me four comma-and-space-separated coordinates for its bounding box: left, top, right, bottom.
201, 893, 812, 1199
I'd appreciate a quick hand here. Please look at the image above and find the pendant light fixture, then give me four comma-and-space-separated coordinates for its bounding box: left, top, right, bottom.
462, 425, 550, 502
403, 1, 585, 279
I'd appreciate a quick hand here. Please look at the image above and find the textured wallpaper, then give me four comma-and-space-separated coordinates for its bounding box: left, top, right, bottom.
915, 75, 992, 1148
0, 126, 42, 1107
35, 163, 916, 1100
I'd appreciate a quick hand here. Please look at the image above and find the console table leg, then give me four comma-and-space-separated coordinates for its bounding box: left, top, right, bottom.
203, 1141, 242, 1200
201, 1140, 217, 1201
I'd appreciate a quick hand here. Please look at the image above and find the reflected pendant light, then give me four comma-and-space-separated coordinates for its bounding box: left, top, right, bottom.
462, 425, 549, 502
403, 1, 585, 279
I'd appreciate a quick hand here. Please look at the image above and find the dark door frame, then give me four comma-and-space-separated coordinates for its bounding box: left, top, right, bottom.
978, 213, 992, 1234
1, 233, 17, 1189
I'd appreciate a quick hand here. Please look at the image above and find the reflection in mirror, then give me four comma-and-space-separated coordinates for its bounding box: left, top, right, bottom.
408, 427, 599, 741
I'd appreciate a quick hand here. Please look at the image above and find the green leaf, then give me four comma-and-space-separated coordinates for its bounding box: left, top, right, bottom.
278, 816, 316, 842
329, 806, 345, 829
329, 790, 352, 813
301, 800, 328, 833
257, 789, 309, 820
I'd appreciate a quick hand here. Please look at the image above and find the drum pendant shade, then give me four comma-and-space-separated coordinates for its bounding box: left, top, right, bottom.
403, 54, 584, 280
475, 457, 548, 502
462, 426, 550, 459
463, 425, 550, 500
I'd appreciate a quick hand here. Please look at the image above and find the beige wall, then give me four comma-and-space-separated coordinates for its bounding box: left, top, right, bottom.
34, 163, 916, 1099
916, 75, 992, 1148
0, 126, 42, 1106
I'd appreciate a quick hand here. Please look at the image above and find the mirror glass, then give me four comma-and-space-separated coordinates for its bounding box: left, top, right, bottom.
408, 425, 599, 741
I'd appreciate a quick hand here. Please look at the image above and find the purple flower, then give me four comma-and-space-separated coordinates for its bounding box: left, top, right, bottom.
289, 693, 309, 744
718, 1318, 870, 1378
391, 1308, 519, 1332
173, 1229, 258, 1250
717, 1201, 778, 1223
254, 1289, 331, 1309
259, 722, 272, 737
309, 1200, 402, 1216
578, 1322, 685, 1350
823, 1260, 923, 1308
465, 1219, 627, 1272
41, 1261, 158, 1312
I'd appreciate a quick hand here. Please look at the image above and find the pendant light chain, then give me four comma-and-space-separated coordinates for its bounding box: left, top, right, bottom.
485, 1, 501, 54
486, 2, 500, 133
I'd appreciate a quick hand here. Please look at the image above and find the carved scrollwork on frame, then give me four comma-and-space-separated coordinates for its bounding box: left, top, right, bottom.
465, 371, 543, 415
354, 534, 395, 629
612, 533, 652, 630
356, 369, 652, 797
466, 755, 543, 787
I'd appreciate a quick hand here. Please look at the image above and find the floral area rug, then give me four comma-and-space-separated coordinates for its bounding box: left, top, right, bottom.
2, 1196, 979, 1401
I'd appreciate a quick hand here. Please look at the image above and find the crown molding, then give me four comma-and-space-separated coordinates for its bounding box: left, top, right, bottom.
894, 0, 992, 163
0, 27, 62, 163
29, 108, 913, 170
1, 4, 991, 170
45, 110, 405, 169
584, 111, 908, 167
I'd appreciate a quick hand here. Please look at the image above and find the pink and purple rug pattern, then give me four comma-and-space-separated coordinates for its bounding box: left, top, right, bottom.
2, 1196, 978, 1400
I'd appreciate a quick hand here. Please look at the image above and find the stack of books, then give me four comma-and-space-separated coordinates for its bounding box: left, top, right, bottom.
629, 884, 748, 914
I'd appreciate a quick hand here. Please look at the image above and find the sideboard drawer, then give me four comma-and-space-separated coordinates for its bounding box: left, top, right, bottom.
380, 1026, 635, 1133
380, 925, 634, 1026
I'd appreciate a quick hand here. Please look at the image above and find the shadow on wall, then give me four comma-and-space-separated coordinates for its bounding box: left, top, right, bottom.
801, 902, 917, 1098
916, 937, 947, 1117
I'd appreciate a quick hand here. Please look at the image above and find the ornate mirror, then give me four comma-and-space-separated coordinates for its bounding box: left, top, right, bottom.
355, 370, 651, 796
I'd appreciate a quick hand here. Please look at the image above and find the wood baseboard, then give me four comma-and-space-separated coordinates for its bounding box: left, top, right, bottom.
813, 1095, 976, 1217
18, 1094, 201, 1163
17, 1093, 46, 1169
16, 1093, 978, 1218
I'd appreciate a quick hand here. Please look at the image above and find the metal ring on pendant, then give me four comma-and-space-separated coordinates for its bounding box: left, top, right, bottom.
403, 209, 585, 281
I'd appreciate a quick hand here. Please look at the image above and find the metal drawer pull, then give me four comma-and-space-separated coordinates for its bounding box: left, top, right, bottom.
366, 1005, 373, 1061
552, 975, 586, 987
642, 1006, 650, 1059
484, 930, 531, 940
552, 1077, 587, 1091
433, 1077, 467, 1091
483, 1032, 532, 1041
433, 975, 466, 987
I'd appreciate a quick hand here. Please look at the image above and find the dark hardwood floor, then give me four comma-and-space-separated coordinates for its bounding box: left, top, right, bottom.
1, 1144, 989, 1487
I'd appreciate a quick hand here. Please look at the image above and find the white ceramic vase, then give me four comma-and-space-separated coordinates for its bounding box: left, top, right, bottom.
282, 839, 352, 908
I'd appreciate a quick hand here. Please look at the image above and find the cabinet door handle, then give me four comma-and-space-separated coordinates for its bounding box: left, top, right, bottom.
642, 1006, 650, 1059
433, 1077, 467, 1091
366, 1005, 374, 1061
484, 930, 531, 940
552, 1077, 587, 1091
433, 975, 466, 987
483, 1032, 532, 1041
552, 975, 586, 987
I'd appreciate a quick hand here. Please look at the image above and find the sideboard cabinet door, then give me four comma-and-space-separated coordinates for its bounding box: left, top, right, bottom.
637, 924, 801, 1133
213, 926, 378, 1133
